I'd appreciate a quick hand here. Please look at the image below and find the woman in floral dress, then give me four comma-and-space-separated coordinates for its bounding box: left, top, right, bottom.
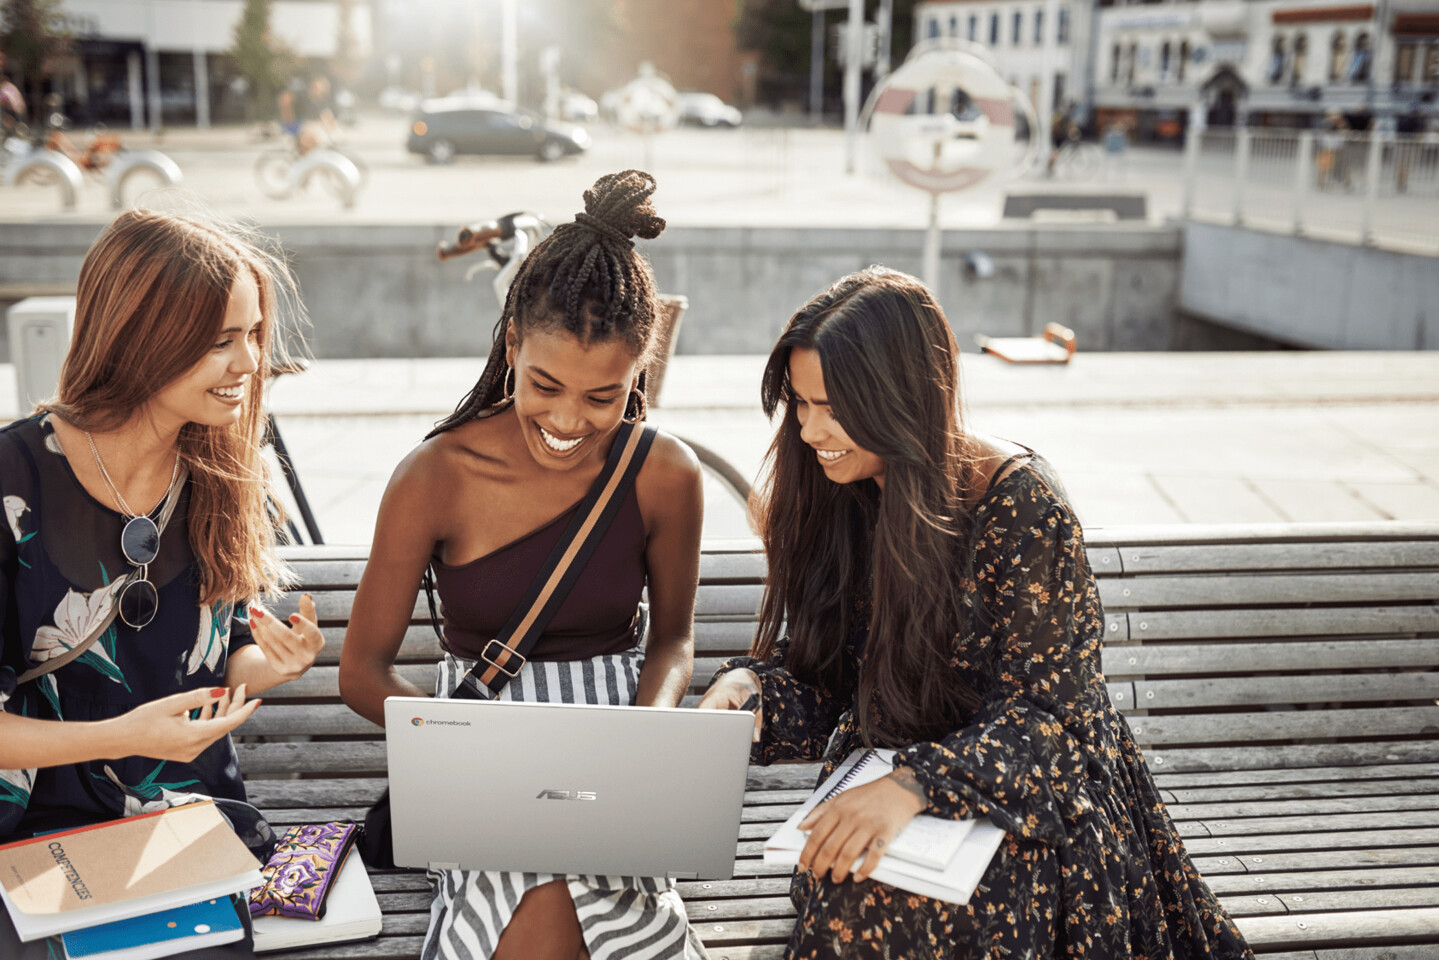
700, 267, 1253, 959
0, 211, 325, 954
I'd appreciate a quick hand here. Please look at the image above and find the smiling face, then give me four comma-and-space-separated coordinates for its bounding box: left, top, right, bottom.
145, 269, 263, 434
505, 325, 640, 472
788, 347, 886, 488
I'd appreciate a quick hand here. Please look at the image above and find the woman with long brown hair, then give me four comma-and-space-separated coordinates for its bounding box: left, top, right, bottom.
700, 267, 1252, 959
0, 212, 325, 943
340, 171, 706, 960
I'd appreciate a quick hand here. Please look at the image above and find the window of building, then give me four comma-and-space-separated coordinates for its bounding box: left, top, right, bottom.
1349, 32, 1371, 82
1267, 35, 1286, 84
1013, 11, 1023, 45
1054, 72, 1067, 107
1112, 42, 1122, 82
1328, 30, 1347, 82
928, 16, 940, 39
1395, 41, 1417, 84
969, 15, 978, 41
950, 15, 959, 37
1160, 40, 1172, 80
990, 13, 1000, 44
1035, 10, 1044, 44
1058, 9, 1070, 44
1424, 42, 1439, 83
1292, 33, 1308, 85
1127, 41, 1138, 84
1178, 39, 1189, 82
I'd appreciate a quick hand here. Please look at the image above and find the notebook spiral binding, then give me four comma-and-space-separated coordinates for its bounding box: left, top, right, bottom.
820, 749, 882, 803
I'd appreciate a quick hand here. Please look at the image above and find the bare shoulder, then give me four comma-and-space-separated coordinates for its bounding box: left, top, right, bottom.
634, 430, 703, 531
970, 433, 1033, 491
636, 430, 703, 498
384, 416, 506, 498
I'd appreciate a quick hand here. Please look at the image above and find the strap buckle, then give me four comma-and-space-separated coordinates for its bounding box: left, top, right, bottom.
480, 638, 526, 678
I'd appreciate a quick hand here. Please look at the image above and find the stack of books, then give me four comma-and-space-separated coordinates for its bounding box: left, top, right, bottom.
764, 748, 1006, 905
0, 800, 263, 959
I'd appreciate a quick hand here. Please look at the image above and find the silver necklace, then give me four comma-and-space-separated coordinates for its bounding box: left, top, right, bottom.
85, 431, 181, 519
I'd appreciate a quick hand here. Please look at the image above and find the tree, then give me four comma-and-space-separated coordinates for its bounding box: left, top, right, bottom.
0, 0, 74, 121
232, 0, 292, 120
735, 0, 919, 111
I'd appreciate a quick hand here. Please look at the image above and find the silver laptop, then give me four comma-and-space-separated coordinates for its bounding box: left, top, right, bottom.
383, 697, 755, 879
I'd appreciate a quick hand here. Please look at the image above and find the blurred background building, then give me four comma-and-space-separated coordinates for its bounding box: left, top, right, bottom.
36, 0, 373, 128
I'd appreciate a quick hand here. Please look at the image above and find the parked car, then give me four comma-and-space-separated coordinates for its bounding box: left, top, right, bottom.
676, 92, 741, 128
559, 90, 599, 124
407, 104, 591, 163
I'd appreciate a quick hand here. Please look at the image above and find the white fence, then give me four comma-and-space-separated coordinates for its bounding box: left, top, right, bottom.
1182, 127, 1439, 256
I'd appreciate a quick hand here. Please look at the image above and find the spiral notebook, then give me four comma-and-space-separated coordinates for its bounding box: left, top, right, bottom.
764, 749, 1006, 905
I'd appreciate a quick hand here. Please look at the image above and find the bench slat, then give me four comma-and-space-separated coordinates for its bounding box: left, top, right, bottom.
1237, 906, 1439, 950
1166, 779, 1439, 804
1133, 706, 1439, 747
1099, 573, 1439, 610
1195, 810, 1439, 836
1155, 763, 1439, 789
1103, 639, 1439, 678
1118, 608, 1439, 642
1207, 867, 1439, 897
1114, 542, 1439, 575
1138, 673, 1439, 710
1185, 827, 1439, 855
1168, 794, 1439, 821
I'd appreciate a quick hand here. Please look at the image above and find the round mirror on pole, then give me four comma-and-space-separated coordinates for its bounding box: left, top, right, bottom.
863, 40, 1037, 290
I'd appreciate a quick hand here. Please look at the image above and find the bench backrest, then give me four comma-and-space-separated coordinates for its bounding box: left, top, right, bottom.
247, 526, 1439, 783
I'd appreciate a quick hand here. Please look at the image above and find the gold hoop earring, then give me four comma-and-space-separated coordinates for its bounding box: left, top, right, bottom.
622, 387, 647, 424
497, 366, 516, 407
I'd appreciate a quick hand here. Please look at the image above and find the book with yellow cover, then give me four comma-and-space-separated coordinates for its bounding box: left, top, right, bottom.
0, 801, 262, 942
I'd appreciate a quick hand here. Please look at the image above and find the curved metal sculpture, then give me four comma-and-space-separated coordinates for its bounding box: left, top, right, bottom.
287, 149, 362, 209
3, 150, 84, 212
106, 150, 183, 210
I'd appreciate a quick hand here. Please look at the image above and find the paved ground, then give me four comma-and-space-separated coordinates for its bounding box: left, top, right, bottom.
237, 350, 1439, 545
3, 112, 1431, 253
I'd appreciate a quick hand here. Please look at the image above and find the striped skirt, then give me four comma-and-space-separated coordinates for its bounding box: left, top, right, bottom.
421, 650, 708, 960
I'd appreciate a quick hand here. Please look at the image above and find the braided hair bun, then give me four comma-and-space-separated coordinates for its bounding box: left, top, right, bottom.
579, 170, 666, 242
428, 170, 668, 436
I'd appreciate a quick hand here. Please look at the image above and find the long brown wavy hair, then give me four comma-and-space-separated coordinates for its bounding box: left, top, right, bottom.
43, 210, 304, 605
752, 267, 986, 746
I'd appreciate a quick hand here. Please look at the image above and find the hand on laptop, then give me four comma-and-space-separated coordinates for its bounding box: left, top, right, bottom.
697, 668, 762, 742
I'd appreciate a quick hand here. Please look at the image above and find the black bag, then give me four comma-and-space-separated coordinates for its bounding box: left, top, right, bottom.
355, 422, 656, 870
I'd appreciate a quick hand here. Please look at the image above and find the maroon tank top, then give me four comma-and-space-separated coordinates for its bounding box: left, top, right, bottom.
432, 486, 648, 662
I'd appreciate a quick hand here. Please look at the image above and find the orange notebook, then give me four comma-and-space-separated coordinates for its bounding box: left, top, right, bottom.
0, 801, 262, 942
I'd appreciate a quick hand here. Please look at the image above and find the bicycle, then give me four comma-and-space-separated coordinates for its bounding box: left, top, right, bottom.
1050, 139, 1102, 181
254, 128, 369, 201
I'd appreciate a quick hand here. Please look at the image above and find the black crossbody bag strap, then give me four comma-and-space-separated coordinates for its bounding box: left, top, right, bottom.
452, 420, 657, 701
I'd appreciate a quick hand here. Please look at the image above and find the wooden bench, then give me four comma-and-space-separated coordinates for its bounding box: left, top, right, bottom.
250, 523, 1439, 959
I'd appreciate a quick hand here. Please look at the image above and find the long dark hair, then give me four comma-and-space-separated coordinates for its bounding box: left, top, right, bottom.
428, 169, 667, 438
752, 267, 984, 746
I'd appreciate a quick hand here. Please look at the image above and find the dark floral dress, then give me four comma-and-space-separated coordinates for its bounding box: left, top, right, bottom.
0, 415, 274, 854
712, 454, 1253, 960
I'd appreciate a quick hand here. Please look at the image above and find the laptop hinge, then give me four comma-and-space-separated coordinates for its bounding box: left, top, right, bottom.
668, 871, 698, 880
429, 862, 460, 871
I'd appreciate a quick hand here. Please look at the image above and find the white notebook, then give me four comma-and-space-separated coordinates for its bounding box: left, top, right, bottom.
251, 855, 381, 953
764, 748, 1006, 905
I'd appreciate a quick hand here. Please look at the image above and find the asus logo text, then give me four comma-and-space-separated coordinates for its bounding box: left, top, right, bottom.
536, 789, 598, 801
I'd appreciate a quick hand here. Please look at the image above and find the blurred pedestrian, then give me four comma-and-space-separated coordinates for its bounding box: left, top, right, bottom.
1316, 113, 1347, 190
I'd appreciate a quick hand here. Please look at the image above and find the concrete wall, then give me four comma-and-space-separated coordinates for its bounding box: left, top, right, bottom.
1180, 222, 1439, 350
0, 222, 1185, 359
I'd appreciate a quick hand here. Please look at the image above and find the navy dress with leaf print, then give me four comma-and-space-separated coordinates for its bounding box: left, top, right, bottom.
712, 454, 1253, 960
0, 415, 274, 856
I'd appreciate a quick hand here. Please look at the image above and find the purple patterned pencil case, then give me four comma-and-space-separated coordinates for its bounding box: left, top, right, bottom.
248, 821, 358, 920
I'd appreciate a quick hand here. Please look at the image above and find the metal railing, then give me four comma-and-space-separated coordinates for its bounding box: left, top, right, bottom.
1182, 127, 1439, 255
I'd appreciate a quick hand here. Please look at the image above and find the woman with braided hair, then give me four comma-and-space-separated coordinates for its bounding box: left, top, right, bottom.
340, 171, 707, 960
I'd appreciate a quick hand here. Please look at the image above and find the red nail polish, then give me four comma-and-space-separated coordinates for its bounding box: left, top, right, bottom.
252, 609, 264, 619
210, 687, 227, 697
